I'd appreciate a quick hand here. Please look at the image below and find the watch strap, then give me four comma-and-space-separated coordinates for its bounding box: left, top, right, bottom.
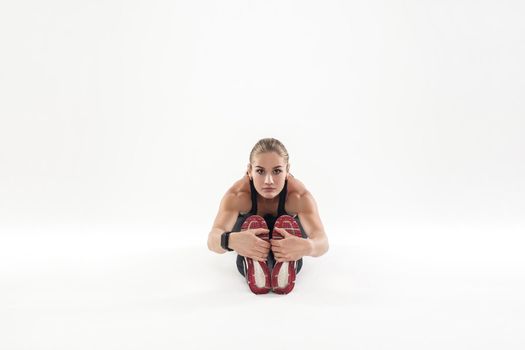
221, 231, 233, 251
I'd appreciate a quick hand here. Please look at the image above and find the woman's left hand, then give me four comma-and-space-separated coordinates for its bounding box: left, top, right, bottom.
270, 227, 312, 262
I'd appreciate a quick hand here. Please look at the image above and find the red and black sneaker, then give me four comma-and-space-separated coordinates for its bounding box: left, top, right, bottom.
271, 215, 303, 294
241, 215, 271, 294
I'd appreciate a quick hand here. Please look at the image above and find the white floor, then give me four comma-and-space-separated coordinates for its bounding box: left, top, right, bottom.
1, 222, 524, 349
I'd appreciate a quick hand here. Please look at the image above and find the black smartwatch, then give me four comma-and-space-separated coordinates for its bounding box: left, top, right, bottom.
220, 231, 234, 251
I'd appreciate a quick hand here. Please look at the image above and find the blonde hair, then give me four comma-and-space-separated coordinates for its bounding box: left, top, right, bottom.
247, 138, 291, 175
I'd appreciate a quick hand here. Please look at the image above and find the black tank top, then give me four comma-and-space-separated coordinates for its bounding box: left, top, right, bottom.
231, 177, 307, 237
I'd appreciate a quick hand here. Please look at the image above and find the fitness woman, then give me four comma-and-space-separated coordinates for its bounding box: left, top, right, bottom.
207, 138, 329, 295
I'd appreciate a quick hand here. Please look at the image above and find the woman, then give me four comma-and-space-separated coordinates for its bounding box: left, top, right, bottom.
207, 138, 329, 295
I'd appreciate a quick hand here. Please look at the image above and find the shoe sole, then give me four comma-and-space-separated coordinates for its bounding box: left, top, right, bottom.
271, 215, 303, 294
241, 215, 271, 294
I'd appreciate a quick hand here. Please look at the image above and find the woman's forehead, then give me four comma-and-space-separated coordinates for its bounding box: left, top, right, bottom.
253, 152, 285, 167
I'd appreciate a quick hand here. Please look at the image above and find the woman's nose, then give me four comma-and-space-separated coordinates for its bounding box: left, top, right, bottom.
265, 174, 274, 184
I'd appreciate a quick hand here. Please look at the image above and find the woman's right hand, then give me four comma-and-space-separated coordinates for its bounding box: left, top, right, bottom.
229, 229, 271, 262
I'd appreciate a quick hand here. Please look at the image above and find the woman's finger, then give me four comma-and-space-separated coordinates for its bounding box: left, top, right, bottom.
257, 240, 271, 249
253, 246, 267, 255
272, 247, 283, 253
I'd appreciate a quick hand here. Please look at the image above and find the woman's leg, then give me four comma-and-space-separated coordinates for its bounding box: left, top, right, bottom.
292, 214, 308, 275
238, 215, 272, 294
232, 214, 249, 277
270, 215, 306, 294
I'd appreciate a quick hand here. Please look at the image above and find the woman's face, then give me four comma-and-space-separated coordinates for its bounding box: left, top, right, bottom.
248, 152, 288, 199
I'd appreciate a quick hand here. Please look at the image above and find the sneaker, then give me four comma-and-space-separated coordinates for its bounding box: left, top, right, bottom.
241, 215, 271, 294
270, 215, 303, 294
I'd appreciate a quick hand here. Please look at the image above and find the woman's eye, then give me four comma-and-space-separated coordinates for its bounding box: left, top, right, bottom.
256, 169, 281, 175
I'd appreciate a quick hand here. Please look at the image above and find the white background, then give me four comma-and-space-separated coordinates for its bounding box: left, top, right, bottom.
1, 1, 524, 349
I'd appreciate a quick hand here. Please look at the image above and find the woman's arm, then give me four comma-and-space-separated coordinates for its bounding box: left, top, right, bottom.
297, 191, 329, 257
207, 192, 240, 254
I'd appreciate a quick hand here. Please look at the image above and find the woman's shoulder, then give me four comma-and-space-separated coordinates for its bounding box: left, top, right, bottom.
226, 174, 251, 194
223, 175, 252, 213
285, 175, 313, 215
286, 174, 308, 198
